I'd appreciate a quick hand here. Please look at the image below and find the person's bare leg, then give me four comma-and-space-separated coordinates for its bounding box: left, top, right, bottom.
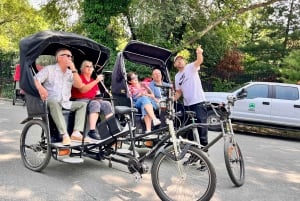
89, 112, 99, 130
144, 115, 152, 131
144, 103, 156, 120
105, 113, 113, 119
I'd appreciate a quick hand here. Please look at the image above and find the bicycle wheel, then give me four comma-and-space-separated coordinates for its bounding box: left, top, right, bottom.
20, 119, 51, 172
224, 136, 245, 187
151, 145, 216, 201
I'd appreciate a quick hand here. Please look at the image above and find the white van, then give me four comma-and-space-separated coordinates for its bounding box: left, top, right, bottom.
205, 82, 300, 131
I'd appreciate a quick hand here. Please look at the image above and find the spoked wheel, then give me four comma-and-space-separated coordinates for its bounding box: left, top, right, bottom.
151, 145, 216, 201
224, 136, 245, 187
20, 119, 51, 172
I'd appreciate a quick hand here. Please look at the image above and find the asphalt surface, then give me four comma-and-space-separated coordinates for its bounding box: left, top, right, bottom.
0, 99, 299, 201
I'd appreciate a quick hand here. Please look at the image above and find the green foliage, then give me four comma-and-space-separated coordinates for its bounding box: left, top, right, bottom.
0, 0, 48, 52
212, 78, 237, 92
1, 0, 299, 99
38, 0, 83, 31
280, 50, 300, 83
82, 0, 130, 46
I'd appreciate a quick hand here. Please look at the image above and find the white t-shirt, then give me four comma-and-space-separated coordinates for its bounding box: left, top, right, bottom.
175, 62, 206, 106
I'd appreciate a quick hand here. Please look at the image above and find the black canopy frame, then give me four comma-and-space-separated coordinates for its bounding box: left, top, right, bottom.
19, 30, 110, 97
111, 40, 172, 102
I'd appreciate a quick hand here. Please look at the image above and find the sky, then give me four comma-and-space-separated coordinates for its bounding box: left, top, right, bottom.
29, 0, 47, 9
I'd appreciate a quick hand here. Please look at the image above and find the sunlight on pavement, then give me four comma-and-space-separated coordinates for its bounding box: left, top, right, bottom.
0, 153, 20, 161
0, 187, 32, 200
102, 174, 129, 185
250, 166, 300, 184
285, 172, 300, 183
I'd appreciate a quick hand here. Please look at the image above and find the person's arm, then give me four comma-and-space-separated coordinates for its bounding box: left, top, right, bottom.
174, 89, 182, 102
68, 62, 84, 89
78, 75, 103, 93
194, 45, 204, 68
34, 67, 49, 101
141, 82, 156, 99
34, 79, 48, 101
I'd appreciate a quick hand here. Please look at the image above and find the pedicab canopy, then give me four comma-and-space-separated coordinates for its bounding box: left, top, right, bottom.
111, 40, 172, 100
19, 30, 110, 97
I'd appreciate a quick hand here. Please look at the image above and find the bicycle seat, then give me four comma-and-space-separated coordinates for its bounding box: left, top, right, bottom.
115, 106, 138, 114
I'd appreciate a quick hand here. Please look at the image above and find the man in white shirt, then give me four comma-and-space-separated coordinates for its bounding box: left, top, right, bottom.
174, 46, 208, 147
34, 48, 88, 146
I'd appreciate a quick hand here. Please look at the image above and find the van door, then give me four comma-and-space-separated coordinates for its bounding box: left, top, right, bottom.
270, 85, 300, 127
232, 84, 271, 123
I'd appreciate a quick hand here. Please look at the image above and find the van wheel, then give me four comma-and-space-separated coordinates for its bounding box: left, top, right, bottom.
207, 110, 221, 131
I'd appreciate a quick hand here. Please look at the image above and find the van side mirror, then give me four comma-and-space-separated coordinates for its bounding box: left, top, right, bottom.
236, 88, 247, 99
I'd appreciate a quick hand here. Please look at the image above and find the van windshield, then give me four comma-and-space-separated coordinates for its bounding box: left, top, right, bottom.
228, 82, 250, 93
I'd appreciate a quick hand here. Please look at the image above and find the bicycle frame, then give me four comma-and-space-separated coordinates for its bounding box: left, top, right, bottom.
107, 85, 197, 176
177, 95, 238, 152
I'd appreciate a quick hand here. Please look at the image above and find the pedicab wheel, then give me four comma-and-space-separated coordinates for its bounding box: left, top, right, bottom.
224, 136, 245, 187
20, 119, 51, 172
151, 145, 216, 201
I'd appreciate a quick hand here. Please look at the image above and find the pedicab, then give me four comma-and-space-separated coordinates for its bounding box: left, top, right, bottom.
111, 40, 173, 145
19, 30, 126, 168
19, 31, 216, 201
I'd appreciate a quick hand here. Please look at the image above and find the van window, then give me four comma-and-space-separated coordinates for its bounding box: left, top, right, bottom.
246, 84, 268, 99
275, 86, 299, 100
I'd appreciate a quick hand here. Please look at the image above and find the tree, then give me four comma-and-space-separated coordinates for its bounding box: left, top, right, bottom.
181, 0, 284, 50
82, 0, 131, 49
38, 0, 82, 31
239, 0, 300, 84
0, 0, 48, 52
281, 50, 300, 83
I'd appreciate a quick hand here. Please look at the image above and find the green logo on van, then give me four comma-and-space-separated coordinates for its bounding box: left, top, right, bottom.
249, 103, 255, 111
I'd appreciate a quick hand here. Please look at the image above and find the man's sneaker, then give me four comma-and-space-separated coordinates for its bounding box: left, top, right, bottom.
183, 154, 200, 166
62, 134, 71, 146
70, 132, 91, 143
70, 134, 83, 142
152, 118, 161, 127
87, 130, 101, 140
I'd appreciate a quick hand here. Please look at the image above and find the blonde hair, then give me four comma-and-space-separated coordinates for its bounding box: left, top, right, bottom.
80, 60, 93, 71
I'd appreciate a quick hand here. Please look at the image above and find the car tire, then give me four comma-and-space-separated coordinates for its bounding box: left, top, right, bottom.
207, 110, 221, 131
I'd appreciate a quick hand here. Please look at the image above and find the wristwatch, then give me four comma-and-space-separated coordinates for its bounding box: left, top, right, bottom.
72, 70, 78, 73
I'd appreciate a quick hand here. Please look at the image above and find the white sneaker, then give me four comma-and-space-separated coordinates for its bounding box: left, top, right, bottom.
152, 118, 161, 127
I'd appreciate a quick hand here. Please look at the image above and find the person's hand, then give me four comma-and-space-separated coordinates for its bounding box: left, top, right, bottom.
96, 74, 104, 82
38, 86, 48, 101
196, 45, 203, 55
67, 61, 76, 71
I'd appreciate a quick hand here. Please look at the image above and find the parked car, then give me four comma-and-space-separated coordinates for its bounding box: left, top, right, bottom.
205, 82, 300, 131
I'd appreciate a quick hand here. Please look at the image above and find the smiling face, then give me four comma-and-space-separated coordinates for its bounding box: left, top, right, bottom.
80, 60, 94, 77
152, 69, 162, 83
127, 72, 139, 85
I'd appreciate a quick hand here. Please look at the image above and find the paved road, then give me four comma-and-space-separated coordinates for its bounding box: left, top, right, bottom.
0, 100, 299, 201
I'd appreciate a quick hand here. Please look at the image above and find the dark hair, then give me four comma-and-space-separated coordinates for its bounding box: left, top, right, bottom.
55, 48, 70, 56
127, 71, 136, 84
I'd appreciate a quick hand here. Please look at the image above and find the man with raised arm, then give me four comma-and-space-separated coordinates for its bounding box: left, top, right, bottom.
173, 46, 208, 148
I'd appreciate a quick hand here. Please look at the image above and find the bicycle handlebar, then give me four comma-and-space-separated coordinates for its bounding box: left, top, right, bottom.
154, 83, 173, 89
